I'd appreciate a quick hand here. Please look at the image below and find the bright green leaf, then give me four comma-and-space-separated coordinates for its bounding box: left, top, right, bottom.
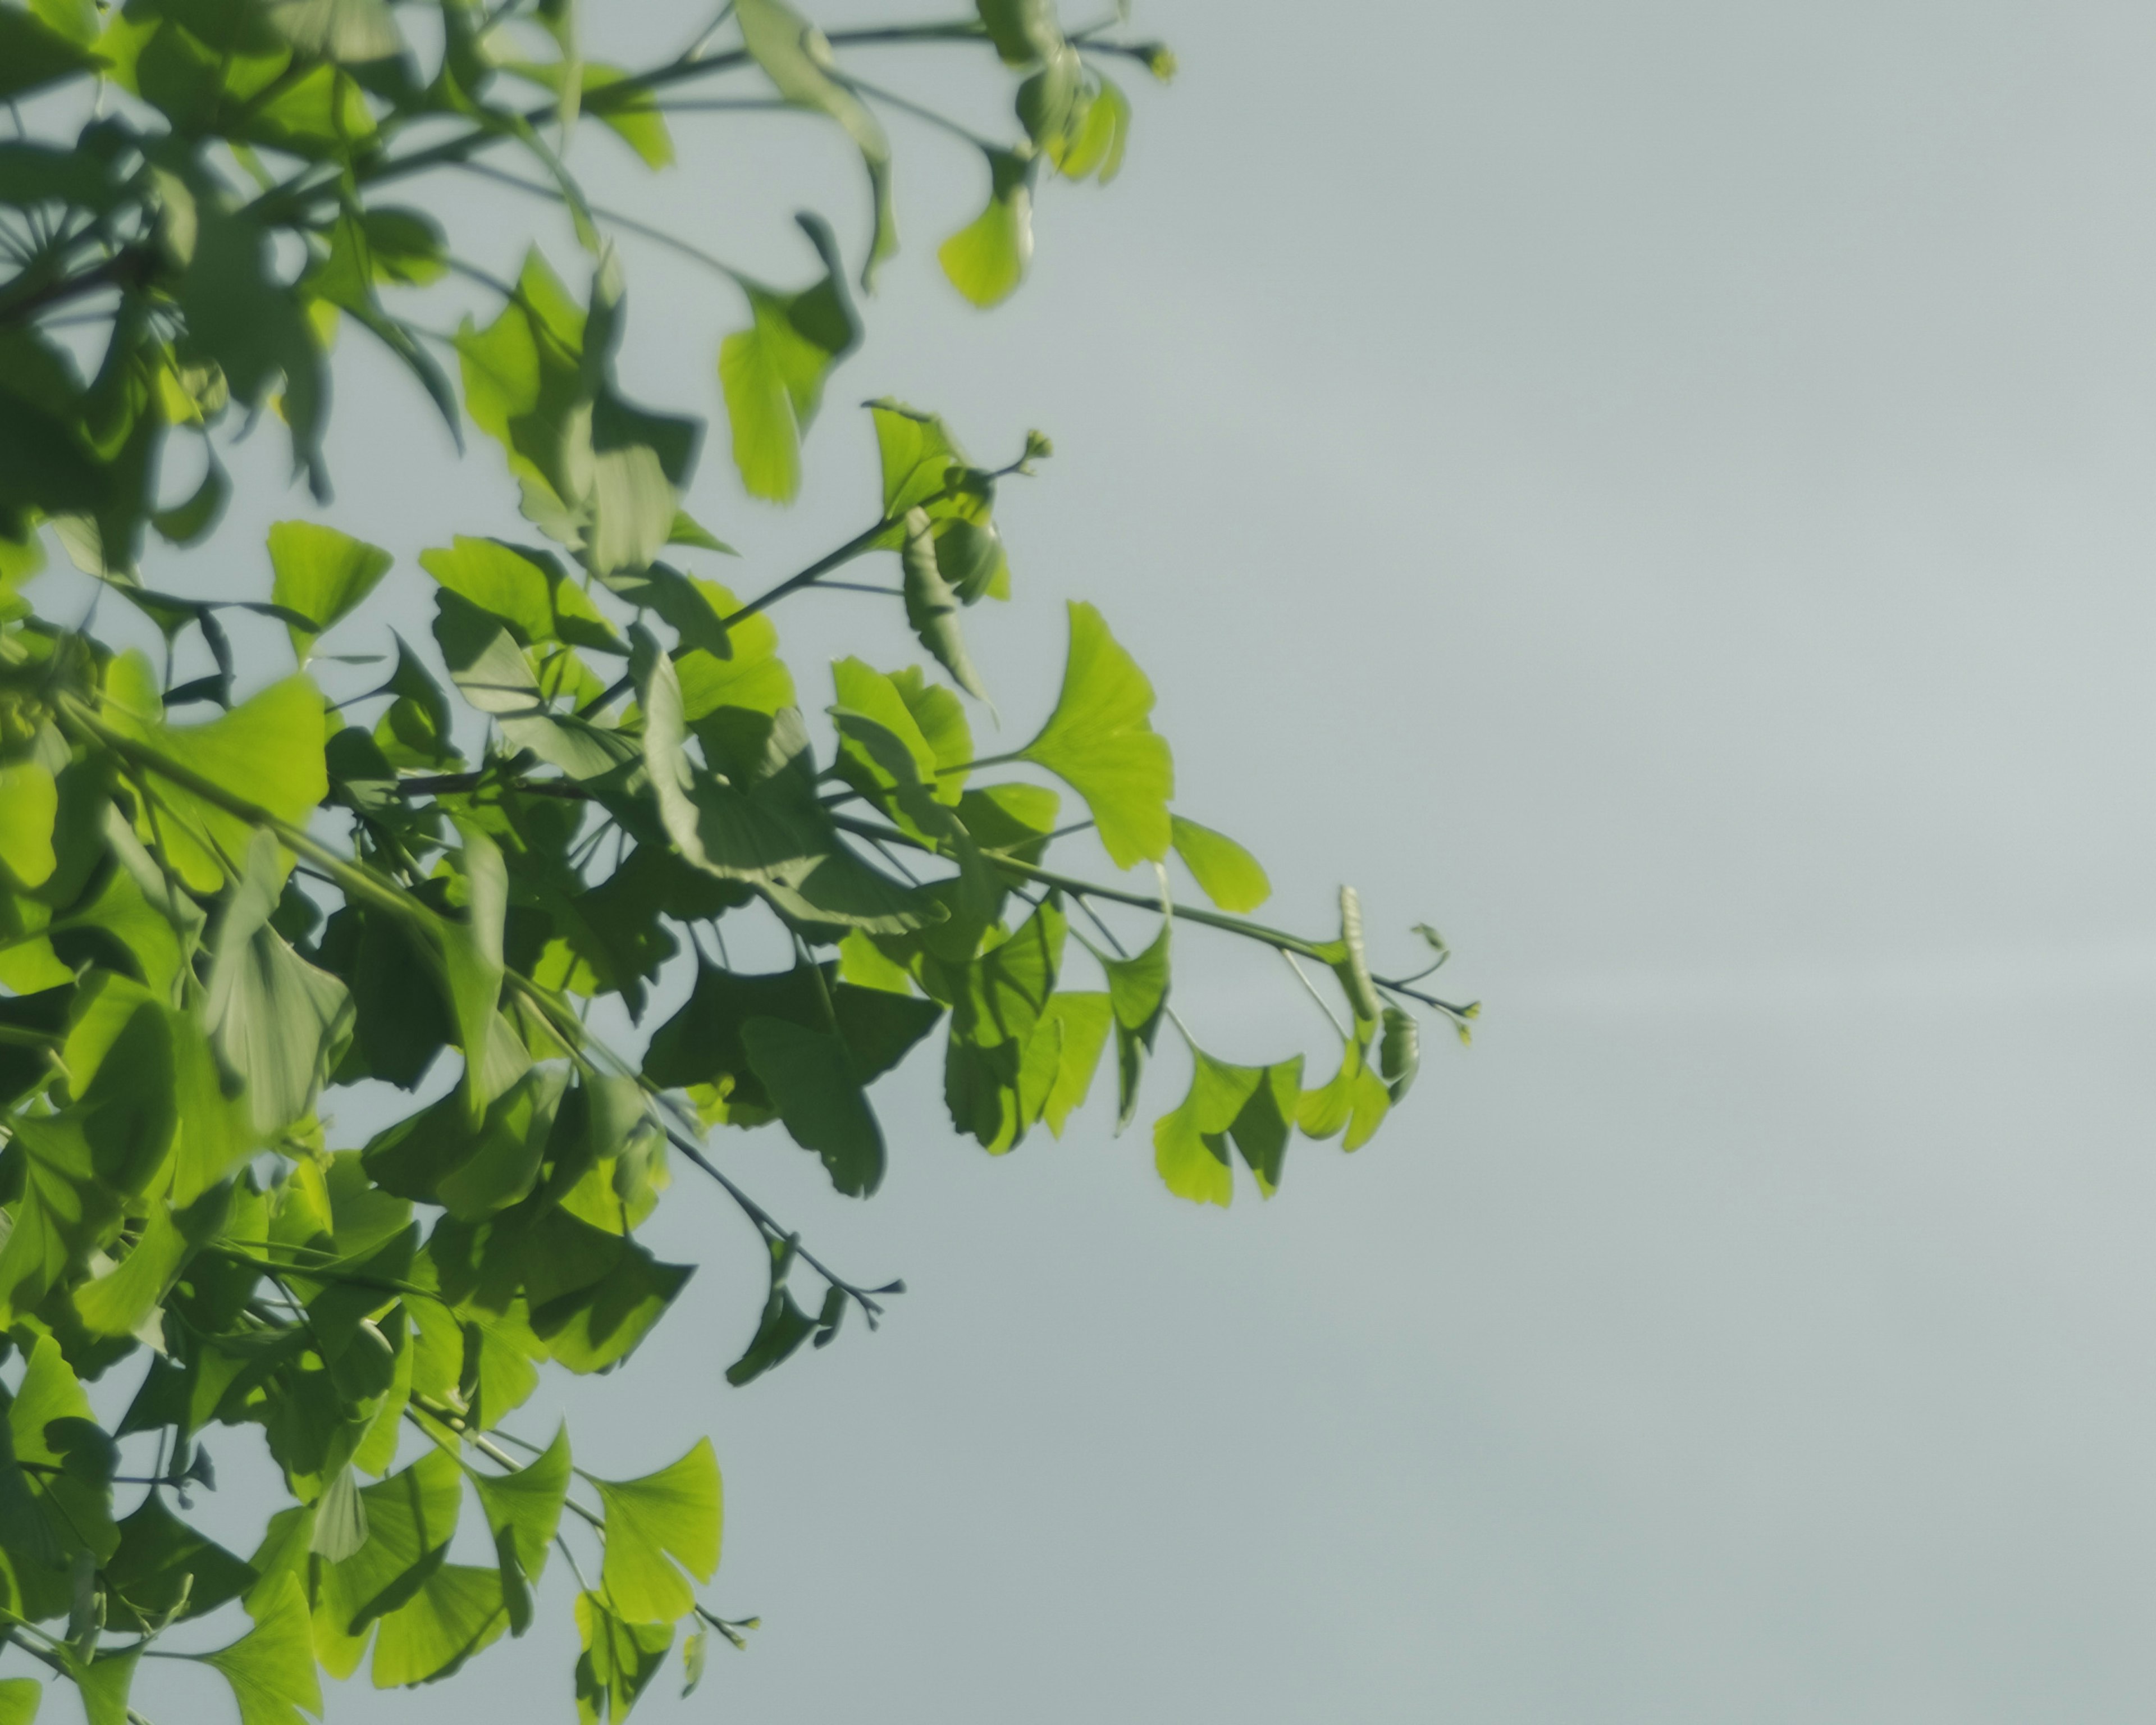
268, 519, 392, 657
718, 215, 859, 503
203, 1573, 325, 1725
939, 149, 1035, 309
1170, 815, 1269, 912
595, 1436, 721, 1624
1019, 602, 1173, 868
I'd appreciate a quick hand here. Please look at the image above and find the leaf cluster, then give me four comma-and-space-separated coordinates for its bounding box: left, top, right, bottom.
0, 0, 1470, 1719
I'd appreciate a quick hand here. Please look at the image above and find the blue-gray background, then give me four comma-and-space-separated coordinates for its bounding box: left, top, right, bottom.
43, 0, 2156, 1719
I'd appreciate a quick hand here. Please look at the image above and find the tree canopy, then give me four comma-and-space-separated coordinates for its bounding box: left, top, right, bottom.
0, 0, 1474, 1718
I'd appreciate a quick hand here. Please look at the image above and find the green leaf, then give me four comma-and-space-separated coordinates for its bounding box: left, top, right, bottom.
976, 0, 1064, 63
717, 214, 860, 503
205, 830, 354, 1140
596, 1437, 721, 1624
1379, 1006, 1419, 1103
575, 1591, 673, 1725
1101, 919, 1170, 1130
313, 1446, 463, 1640
727, 1236, 824, 1386
203, 1574, 325, 1725
441, 820, 508, 1125
899, 507, 989, 700
1296, 1037, 1391, 1151
1151, 1048, 1300, 1206
103, 664, 327, 895
262, 0, 401, 62
1019, 602, 1173, 868
939, 148, 1036, 309
369, 1564, 509, 1687
528, 1239, 692, 1375
0, 759, 57, 888
268, 520, 392, 657
9, 1334, 118, 1562
72, 1654, 135, 1725
1033, 991, 1111, 1135
0, 6, 97, 100
642, 657, 928, 933
735, 0, 896, 289
103, 1492, 255, 1631
420, 536, 618, 651
471, 1421, 569, 1621
0, 1680, 37, 1725
1170, 815, 1269, 912
1050, 69, 1131, 181
739, 1016, 886, 1197
172, 189, 327, 493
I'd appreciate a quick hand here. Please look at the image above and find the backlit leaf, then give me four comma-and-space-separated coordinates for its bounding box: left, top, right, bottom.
1170, 815, 1269, 912
1020, 603, 1173, 868
203, 1574, 324, 1725
718, 215, 860, 503
939, 148, 1036, 309
268, 520, 392, 657
595, 1437, 721, 1624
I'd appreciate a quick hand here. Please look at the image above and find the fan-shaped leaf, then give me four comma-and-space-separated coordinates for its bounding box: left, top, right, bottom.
718, 215, 860, 503
269, 521, 391, 657
1170, 816, 1269, 912
595, 1437, 721, 1624
1020, 603, 1172, 868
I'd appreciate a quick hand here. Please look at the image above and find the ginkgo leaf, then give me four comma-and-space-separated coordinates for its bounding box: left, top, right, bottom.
471, 1422, 570, 1586
736, 0, 896, 288
1170, 815, 1270, 912
939, 148, 1035, 308
1101, 920, 1170, 1130
575, 1591, 673, 1725
1153, 1048, 1305, 1206
595, 1437, 721, 1624
441, 820, 508, 1124
1032, 992, 1112, 1135
718, 215, 860, 503
205, 830, 353, 1140
0, 759, 56, 888
370, 1564, 509, 1687
203, 1575, 325, 1725
0, 1680, 38, 1725
900, 507, 988, 700
1020, 603, 1173, 868
268, 519, 391, 657
1379, 1006, 1420, 1103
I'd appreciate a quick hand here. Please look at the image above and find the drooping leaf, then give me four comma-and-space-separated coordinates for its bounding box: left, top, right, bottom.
205, 830, 354, 1140
574, 1590, 673, 1725
471, 1422, 569, 1627
939, 148, 1036, 309
739, 1016, 885, 1197
735, 0, 896, 288
0, 759, 57, 889
1378, 1006, 1419, 1103
1019, 603, 1173, 868
1100, 919, 1170, 1130
103, 1491, 255, 1632
899, 507, 988, 700
718, 215, 860, 503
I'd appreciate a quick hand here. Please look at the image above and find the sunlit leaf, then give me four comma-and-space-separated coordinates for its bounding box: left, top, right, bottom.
203, 1574, 325, 1725
1020, 603, 1173, 868
718, 215, 859, 503
595, 1438, 721, 1623
736, 0, 896, 288
1170, 815, 1269, 912
939, 148, 1036, 309
268, 519, 392, 657
574, 1590, 673, 1724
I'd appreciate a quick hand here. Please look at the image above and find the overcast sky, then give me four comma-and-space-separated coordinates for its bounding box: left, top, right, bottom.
61, 1, 2156, 1720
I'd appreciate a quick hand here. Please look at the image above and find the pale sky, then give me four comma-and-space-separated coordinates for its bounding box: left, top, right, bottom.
53, 1, 2156, 1719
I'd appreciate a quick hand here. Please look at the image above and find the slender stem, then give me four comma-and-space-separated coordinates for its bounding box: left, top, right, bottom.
450, 159, 747, 284
723, 518, 891, 625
